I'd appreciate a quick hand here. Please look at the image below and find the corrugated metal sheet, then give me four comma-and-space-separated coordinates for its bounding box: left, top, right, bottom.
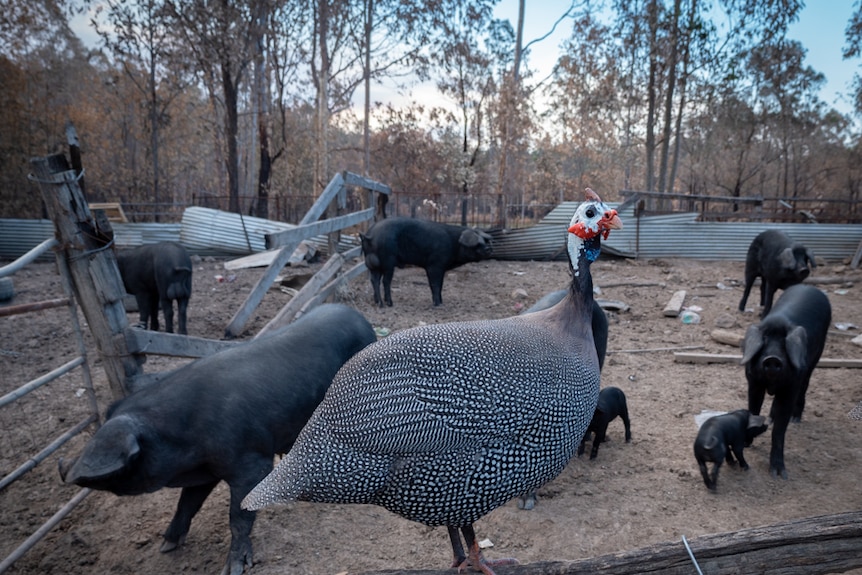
490, 202, 862, 262
4, 204, 860, 263
0, 219, 56, 261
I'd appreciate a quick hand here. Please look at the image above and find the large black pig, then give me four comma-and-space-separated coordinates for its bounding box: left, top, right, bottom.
117, 241, 193, 334
360, 217, 492, 307
738, 230, 816, 317
58, 303, 377, 575
741, 284, 831, 479
694, 409, 768, 491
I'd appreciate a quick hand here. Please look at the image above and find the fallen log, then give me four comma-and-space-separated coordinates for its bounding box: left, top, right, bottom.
355, 510, 862, 575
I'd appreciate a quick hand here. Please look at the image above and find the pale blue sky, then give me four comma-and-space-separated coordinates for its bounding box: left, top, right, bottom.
496, 0, 860, 116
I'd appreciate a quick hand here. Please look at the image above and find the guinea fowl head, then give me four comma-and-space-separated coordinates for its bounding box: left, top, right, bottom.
566, 187, 622, 296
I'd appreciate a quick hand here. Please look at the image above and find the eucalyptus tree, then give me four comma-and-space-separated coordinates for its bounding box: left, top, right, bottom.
163, 0, 265, 214
93, 0, 193, 218
428, 0, 498, 225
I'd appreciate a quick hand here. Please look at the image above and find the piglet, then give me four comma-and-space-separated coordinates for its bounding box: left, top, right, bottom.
58, 303, 377, 575
578, 386, 632, 459
694, 409, 768, 491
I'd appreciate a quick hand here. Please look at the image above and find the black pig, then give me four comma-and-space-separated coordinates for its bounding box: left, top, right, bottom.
578, 386, 632, 459
360, 217, 492, 307
694, 409, 768, 491
738, 230, 816, 317
741, 284, 830, 479
117, 241, 193, 334
58, 304, 377, 575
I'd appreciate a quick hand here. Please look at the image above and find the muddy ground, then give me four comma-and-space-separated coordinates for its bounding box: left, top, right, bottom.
1, 252, 861, 575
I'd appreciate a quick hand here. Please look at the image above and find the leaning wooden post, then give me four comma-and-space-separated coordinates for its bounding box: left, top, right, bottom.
29, 153, 141, 399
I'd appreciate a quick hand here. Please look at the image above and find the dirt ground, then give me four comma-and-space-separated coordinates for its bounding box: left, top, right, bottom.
1, 251, 861, 575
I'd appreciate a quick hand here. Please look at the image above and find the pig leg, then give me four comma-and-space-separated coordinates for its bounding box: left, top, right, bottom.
145, 291, 160, 331
620, 407, 632, 443
760, 281, 776, 317
381, 268, 395, 307
161, 296, 175, 334
768, 400, 793, 479
161, 480, 219, 552
748, 385, 767, 420
696, 456, 718, 491
368, 269, 383, 306
729, 441, 749, 470
590, 422, 608, 459
425, 268, 445, 306
738, 275, 756, 311
177, 297, 189, 335
222, 459, 274, 575
792, 378, 811, 422
577, 430, 589, 457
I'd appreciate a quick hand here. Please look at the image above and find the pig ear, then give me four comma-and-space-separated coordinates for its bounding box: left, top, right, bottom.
778, 247, 795, 268
66, 417, 141, 483
459, 229, 481, 247
740, 325, 764, 365
785, 325, 809, 372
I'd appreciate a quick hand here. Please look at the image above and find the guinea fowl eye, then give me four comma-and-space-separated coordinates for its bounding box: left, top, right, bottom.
585, 207, 596, 218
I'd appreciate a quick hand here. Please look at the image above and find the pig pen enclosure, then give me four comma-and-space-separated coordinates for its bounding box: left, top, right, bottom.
3, 253, 862, 575
2, 156, 862, 574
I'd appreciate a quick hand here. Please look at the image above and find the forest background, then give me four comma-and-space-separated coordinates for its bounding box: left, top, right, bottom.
3, 0, 862, 227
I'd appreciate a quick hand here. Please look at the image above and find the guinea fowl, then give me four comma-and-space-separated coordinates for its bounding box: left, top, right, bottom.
242, 188, 622, 574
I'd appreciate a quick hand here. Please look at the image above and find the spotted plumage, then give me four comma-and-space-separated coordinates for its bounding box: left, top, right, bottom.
243, 188, 622, 574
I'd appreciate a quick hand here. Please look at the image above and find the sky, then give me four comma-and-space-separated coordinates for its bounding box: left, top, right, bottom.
494, 0, 860, 116
70, 1, 860, 116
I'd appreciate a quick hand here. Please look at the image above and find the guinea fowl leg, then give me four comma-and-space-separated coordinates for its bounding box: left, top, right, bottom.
448, 526, 467, 568
450, 525, 518, 575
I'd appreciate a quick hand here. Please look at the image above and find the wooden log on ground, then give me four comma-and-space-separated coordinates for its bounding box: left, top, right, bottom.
674, 352, 862, 368
663, 290, 686, 317
355, 510, 862, 575
710, 328, 744, 347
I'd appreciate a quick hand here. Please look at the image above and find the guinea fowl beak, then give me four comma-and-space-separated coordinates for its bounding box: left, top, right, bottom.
600, 210, 623, 239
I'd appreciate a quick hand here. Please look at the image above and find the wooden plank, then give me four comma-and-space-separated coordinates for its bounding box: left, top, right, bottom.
298, 260, 368, 316
300, 172, 344, 225
223, 241, 314, 270
254, 253, 346, 339
710, 329, 744, 347
674, 352, 862, 368
342, 171, 392, 195
123, 327, 241, 358
89, 202, 128, 223
663, 290, 686, 317
264, 209, 373, 249
355, 510, 862, 575
851, 238, 862, 268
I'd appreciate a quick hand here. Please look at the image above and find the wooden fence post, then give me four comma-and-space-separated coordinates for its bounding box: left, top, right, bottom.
29, 153, 142, 399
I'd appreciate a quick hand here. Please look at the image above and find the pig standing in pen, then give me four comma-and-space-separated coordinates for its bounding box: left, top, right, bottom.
741, 284, 831, 479
360, 217, 493, 307
117, 241, 193, 334
738, 230, 816, 317
58, 304, 377, 575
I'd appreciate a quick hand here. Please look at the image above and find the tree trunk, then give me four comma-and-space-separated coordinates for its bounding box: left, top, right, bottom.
645, 0, 659, 194
658, 0, 682, 194
314, 0, 331, 197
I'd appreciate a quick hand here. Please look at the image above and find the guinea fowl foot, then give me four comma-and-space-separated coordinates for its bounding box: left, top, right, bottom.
448, 526, 518, 575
